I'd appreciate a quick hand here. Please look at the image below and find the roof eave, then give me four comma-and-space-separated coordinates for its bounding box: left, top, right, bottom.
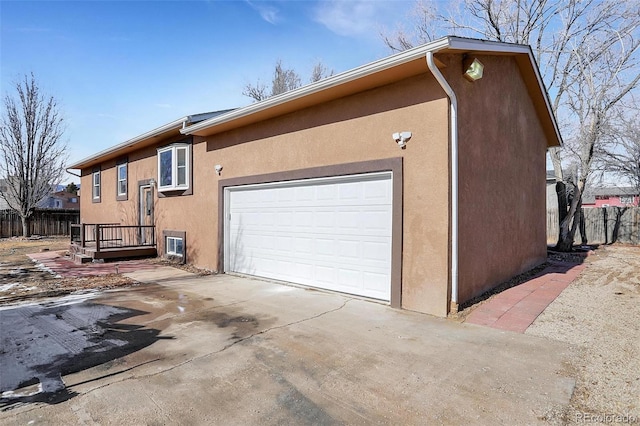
182, 37, 452, 137
67, 116, 189, 170
182, 36, 562, 149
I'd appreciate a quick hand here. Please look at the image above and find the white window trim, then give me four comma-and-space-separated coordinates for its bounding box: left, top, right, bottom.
166, 236, 184, 257
92, 171, 101, 199
157, 144, 190, 192
117, 163, 127, 196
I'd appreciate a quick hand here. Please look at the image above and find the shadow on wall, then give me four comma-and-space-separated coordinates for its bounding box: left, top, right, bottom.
227, 216, 255, 276
0, 301, 172, 409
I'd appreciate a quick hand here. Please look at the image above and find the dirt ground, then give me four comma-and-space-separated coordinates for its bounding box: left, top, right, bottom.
0, 237, 135, 304
527, 245, 640, 423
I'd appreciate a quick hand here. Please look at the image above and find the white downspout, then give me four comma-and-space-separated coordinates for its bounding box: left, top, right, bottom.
426, 51, 459, 310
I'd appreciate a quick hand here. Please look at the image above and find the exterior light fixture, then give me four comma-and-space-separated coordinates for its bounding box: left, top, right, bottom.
149, 178, 156, 188
215, 164, 223, 175
463, 57, 484, 82
392, 131, 412, 149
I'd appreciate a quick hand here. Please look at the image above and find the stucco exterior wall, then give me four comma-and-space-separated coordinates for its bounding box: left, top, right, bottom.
80, 72, 453, 317
442, 53, 549, 304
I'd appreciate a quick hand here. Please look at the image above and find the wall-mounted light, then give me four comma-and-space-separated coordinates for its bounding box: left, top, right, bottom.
463, 56, 484, 82
149, 178, 156, 188
392, 131, 412, 149
215, 164, 223, 175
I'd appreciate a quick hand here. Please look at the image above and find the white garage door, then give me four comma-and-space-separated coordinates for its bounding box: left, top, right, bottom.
225, 172, 392, 301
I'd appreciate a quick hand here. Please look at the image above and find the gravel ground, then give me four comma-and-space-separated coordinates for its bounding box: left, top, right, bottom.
526, 245, 640, 424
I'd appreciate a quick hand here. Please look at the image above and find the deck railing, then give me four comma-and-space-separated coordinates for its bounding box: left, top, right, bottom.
71, 223, 156, 254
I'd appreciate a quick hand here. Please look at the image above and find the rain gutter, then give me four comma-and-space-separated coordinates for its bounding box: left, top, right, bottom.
426, 49, 459, 310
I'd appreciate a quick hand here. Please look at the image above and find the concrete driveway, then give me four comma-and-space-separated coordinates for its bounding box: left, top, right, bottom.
0, 268, 575, 425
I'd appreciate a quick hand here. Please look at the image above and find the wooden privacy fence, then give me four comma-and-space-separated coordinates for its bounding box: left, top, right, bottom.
0, 209, 80, 238
547, 207, 640, 245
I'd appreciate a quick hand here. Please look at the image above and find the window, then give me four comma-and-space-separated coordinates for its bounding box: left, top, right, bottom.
157, 144, 189, 191
166, 236, 184, 257
163, 230, 186, 263
92, 170, 101, 202
117, 162, 128, 200
620, 196, 633, 205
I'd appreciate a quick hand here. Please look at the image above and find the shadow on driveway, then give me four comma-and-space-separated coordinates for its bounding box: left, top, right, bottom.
0, 297, 172, 410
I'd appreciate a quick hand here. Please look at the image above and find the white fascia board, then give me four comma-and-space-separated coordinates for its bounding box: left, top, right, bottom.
182, 37, 453, 135
68, 116, 188, 169
447, 36, 532, 54
184, 36, 561, 147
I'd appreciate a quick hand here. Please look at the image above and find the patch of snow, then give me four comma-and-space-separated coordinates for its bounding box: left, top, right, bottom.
40, 292, 99, 308
1, 383, 43, 399
33, 261, 57, 277
0, 283, 19, 292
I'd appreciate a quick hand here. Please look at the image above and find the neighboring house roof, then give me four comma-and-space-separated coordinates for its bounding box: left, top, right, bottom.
47, 191, 80, 209
589, 187, 639, 197
182, 36, 562, 149
67, 110, 234, 169
67, 36, 561, 171
583, 186, 639, 204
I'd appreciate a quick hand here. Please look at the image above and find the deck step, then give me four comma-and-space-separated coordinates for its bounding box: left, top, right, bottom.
73, 254, 93, 264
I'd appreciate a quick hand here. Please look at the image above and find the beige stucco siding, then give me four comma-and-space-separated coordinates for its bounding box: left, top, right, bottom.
203, 73, 452, 316
444, 53, 548, 304
81, 72, 453, 316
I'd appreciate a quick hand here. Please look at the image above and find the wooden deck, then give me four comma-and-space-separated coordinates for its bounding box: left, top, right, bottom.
74, 243, 157, 260
70, 223, 157, 263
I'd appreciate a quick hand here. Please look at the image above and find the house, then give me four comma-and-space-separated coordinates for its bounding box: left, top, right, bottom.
68, 36, 562, 317
0, 180, 78, 210
40, 190, 80, 210
582, 187, 640, 208
0, 180, 9, 210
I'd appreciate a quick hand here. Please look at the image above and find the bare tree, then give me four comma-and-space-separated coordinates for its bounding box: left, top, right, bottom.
382, 0, 640, 251
310, 61, 334, 83
243, 60, 333, 102
0, 74, 67, 236
270, 60, 301, 97
242, 80, 270, 103
600, 112, 640, 194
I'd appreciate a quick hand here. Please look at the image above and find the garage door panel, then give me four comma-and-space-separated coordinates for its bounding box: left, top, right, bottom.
314, 210, 335, 229
316, 185, 337, 200
336, 239, 360, 259
337, 268, 361, 288
294, 237, 313, 254
364, 179, 391, 200
363, 271, 389, 294
363, 241, 391, 262
227, 172, 392, 301
315, 238, 335, 256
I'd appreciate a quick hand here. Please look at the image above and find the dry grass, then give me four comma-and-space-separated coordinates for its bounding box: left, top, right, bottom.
0, 236, 137, 304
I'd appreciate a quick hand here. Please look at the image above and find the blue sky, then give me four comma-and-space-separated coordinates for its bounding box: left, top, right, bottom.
1, 0, 418, 183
